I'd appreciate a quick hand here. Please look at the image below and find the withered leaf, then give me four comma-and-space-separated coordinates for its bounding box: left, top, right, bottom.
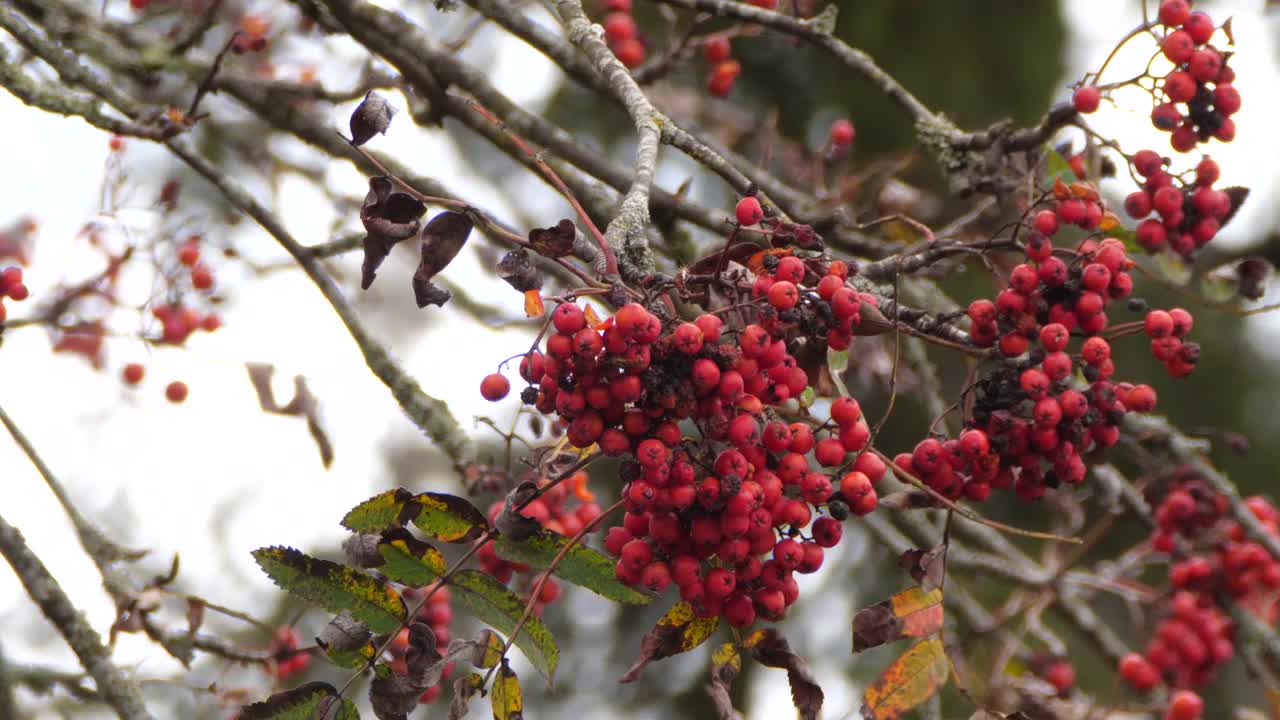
370, 623, 442, 720
1221, 186, 1250, 229
350, 90, 396, 146
316, 611, 373, 657
620, 601, 719, 683
497, 249, 543, 293
898, 546, 947, 593
245, 363, 334, 467
360, 176, 426, 290
852, 587, 943, 653
688, 240, 767, 276
528, 219, 577, 258
413, 211, 473, 308
706, 643, 744, 720
494, 481, 543, 541
448, 672, 484, 720
771, 221, 822, 249
743, 629, 823, 720
185, 598, 205, 638
852, 301, 895, 337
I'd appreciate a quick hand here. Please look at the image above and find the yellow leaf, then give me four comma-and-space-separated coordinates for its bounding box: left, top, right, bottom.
491, 661, 523, 720
620, 601, 720, 682
861, 637, 949, 720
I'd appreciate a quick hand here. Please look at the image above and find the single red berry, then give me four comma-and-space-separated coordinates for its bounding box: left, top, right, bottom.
1214, 84, 1241, 116
1159, 0, 1191, 26
735, 195, 764, 226
165, 380, 189, 403
191, 266, 213, 290
614, 38, 646, 68
603, 12, 636, 43
1183, 12, 1215, 45
1072, 86, 1101, 114
480, 373, 510, 401
1161, 30, 1195, 64
177, 242, 200, 267
767, 280, 798, 310
828, 118, 855, 147
122, 363, 145, 385
703, 36, 731, 64
1043, 660, 1075, 694
707, 60, 741, 97
1165, 690, 1204, 720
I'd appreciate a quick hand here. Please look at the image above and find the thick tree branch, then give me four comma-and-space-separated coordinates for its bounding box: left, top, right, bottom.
0, 514, 153, 720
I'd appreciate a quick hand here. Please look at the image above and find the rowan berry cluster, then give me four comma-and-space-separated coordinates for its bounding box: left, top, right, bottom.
268, 625, 311, 681
1118, 476, 1280, 708
600, 0, 646, 69
1125, 151, 1235, 257
477, 471, 603, 613
0, 265, 30, 324
1151, 0, 1238, 151
481, 247, 891, 625
703, 36, 741, 98
394, 583, 455, 704
933, 231, 1165, 501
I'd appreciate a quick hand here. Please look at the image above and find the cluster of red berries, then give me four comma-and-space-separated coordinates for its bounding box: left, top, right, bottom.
393, 583, 455, 704
268, 625, 311, 681
600, 0, 646, 69
1142, 306, 1198, 377
481, 248, 892, 626
941, 230, 1165, 500
702, 36, 741, 98
121, 363, 190, 404
1125, 151, 1235, 258
1151, 0, 1238, 151
477, 471, 603, 613
177, 237, 217, 292
1119, 478, 1280, 705
153, 302, 221, 345
0, 265, 30, 324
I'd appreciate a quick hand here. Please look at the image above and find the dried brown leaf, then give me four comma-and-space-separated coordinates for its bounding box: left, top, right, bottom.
350, 91, 396, 146
413, 211, 473, 308
245, 363, 333, 467
743, 628, 822, 720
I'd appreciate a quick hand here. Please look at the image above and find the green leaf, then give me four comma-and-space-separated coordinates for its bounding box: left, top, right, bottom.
323, 640, 377, 670
343, 488, 416, 532
411, 492, 489, 543
450, 569, 559, 682
827, 348, 850, 398
1153, 252, 1192, 286
495, 530, 652, 605
377, 530, 446, 586
241, 681, 360, 720
1043, 149, 1078, 188
252, 547, 406, 634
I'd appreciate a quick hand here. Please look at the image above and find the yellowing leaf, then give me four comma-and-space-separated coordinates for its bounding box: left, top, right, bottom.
410, 493, 489, 543
342, 488, 416, 533
861, 637, 950, 720
490, 661, 523, 720
620, 601, 720, 683
252, 546, 405, 634
707, 643, 743, 720
451, 569, 558, 682
853, 587, 944, 652
377, 531, 446, 586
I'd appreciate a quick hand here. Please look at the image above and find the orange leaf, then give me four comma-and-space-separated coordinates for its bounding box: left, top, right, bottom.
524, 289, 545, 317
583, 304, 607, 330
747, 248, 793, 276
852, 587, 943, 653
861, 637, 949, 720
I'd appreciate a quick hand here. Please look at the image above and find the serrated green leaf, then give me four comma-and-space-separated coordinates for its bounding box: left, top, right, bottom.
411, 492, 489, 543
451, 569, 558, 682
495, 530, 652, 605
377, 532, 446, 586
241, 681, 360, 720
1043, 150, 1078, 188
490, 661, 523, 720
342, 488, 416, 532
252, 547, 405, 634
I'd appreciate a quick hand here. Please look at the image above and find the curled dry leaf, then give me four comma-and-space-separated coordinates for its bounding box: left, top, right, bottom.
898, 546, 947, 592
497, 249, 542, 293
528, 219, 577, 258
449, 672, 484, 720
350, 90, 396, 146
852, 587, 944, 653
743, 628, 823, 720
494, 480, 543, 541
414, 211, 473, 308
705, 643, 744, 720
185, 598, 205, 638
771, 221, 822, 250
342, 532, 385, 569
316, 611, 373, 657
370, 622, 442, 720
245, 363, 334, 467
360, 176, 427, 291
620, 601, 720, 683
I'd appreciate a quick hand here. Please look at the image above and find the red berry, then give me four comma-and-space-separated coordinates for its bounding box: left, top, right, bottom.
1072, 86, 1101, 113
1166, 690, 1203, 720
553, 302, 586, 334
1043, 660, 1075, 693
614, 38, 646, 68
191, 266, 213, 290
603, 12, 636, 43
122, 363, 145, 385
1214, 84, 1241, 116
703, 36, 731, 64
707, 60, 741, 97
480, 373, 510, 401
828, 118, 855, 147
1119, 652, 1159, 691
1159, 0, 1190, 27
735, 196, 764, 226
1161, 30, 1194, 64
1183, 12, 1214, 45
177, 242, 200, 267
165, 380, 189, 403
767, 280, 798, 310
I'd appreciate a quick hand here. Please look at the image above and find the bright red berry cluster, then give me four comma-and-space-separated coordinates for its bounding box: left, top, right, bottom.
1142, 307, 1198, 377
936, 232, 1165, 501
703, 36, 742, 98
1152, 0, 1238, 151
0, 265, 29, 324
394, 583, 455, 704
1125, 148, 1236, 257
600, 0, 646, 69
268, 625, 311, 681
483, 250, 890, 626
1119, 476, 1280, 701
